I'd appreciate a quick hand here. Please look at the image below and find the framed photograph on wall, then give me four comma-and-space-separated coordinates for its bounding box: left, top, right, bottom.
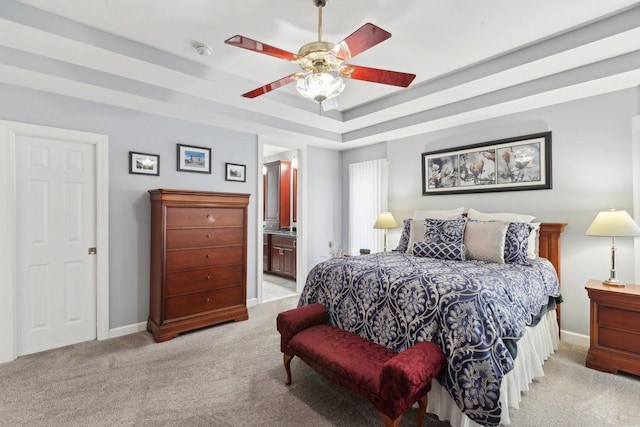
225, 163, 246, 182
177, 144, 211, 174
129, 151, 160, 176
422, 132, 552, 195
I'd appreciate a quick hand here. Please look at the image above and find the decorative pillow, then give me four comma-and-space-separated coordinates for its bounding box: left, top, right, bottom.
406, 209, 465, 253
504, 222, 535, 265
467, 208, 539, 260
413, 217, 466, 260
464, 220, 509, 263
412, 207, 464, 220
393, 218, 411, 252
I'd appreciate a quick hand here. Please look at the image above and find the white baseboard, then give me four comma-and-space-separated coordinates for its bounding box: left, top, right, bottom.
108, 321, 147, 339
107, 299, 260, 339
560, 329, 589, 347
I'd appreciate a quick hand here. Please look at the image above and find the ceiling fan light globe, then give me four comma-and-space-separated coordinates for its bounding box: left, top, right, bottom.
295, 73, 345, 103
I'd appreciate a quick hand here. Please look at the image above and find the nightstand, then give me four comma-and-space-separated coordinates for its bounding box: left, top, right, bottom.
585, 279, 640, 376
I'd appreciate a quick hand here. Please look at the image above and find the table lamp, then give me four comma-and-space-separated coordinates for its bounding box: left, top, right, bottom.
373, 212, 398, 252
585, 208, 640, 286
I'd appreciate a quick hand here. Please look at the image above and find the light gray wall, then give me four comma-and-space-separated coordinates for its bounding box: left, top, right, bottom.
0, 83, 258, 329
306, 146, 342, 267
342, 88, 639, 337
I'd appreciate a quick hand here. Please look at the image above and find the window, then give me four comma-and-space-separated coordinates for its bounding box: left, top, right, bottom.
348, 159, 389, 254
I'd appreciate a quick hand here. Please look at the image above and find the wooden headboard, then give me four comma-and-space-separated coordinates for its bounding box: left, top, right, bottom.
538, 223, 567, 279
538, 222, 567, 331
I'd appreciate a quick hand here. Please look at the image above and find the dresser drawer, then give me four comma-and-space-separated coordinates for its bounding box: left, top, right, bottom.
165, 264, 243, 296
166, 228, 243, 249
166, 246, 243, 271
166, 207, 244, 228
165, 285, 244, 320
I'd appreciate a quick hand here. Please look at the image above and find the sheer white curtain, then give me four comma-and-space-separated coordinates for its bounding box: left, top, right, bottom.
349, 159, 389, 254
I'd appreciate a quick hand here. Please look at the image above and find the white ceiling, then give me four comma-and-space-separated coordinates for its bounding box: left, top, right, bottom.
2, 0, 640, 150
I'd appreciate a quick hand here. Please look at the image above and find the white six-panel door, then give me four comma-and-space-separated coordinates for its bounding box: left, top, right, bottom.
16, 136, 97, 355
0, 120, 109, 363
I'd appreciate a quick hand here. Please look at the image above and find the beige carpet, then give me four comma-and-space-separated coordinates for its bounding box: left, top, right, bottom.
1, 295, 639, 427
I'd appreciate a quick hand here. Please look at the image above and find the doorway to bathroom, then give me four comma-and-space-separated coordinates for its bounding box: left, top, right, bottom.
262, 144, 300, 302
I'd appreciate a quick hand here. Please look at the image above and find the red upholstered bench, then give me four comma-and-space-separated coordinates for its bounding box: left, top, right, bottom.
276, 303, 446, 427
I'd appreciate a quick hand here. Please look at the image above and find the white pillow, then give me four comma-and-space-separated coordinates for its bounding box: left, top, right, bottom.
412, 207, 464, 220
464, 220, 509, 263
466, 208, 535, 223
528, 222, 541, 259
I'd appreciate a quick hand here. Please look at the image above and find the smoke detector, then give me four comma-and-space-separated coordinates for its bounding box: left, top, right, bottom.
194, 44, 212, 56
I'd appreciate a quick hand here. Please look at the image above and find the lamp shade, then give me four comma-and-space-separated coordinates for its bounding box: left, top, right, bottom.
585, 209, 640, 237
373, 212, 398, 229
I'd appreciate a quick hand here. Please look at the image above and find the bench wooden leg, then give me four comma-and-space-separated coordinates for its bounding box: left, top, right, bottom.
283, 353, 294, 385
378, 412, 402, 427
417, 394, 429, 427
378, 393, 428, 427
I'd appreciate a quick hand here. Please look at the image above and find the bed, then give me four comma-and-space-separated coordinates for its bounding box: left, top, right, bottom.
298, 214, 566, 427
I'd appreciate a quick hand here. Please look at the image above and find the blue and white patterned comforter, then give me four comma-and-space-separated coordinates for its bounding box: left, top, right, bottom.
298, 251, 561, 427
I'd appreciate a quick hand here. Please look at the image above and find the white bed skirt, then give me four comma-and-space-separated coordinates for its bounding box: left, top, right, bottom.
426, 309, 560, 427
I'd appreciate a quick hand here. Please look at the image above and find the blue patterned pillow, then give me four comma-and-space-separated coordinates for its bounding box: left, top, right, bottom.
504, 222, 534, 265
413, 218, 466, 260
393, 218, 411, 252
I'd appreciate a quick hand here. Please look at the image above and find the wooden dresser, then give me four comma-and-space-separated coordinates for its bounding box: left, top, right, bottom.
585, 279, 640, 376
147, 189, 249, 342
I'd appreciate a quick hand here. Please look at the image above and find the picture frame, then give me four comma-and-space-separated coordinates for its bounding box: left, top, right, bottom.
129, 151, 160, 176
177, 144, 211, 174
422, 132, 552, 195
225, 163, 246, 182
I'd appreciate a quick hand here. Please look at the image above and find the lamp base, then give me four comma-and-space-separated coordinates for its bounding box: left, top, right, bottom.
603, 278, 625, 287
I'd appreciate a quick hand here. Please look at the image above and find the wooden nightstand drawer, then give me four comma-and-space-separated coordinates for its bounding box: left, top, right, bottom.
598, 326, 640, 354
585, 279, 640, 376
598, 305, 640, 333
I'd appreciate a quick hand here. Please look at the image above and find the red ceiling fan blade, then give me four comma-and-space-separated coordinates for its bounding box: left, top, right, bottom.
241, 74, 299, 98
330, 23, 391, 61
339, 65, 416, 87
225, 35, 298, 61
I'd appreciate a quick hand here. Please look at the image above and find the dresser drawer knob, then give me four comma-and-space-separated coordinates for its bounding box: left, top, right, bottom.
206, 254, 211, 258
205, 298, 210, 303
206, 275, 211, 280
207, 214, 215, 222
206, 233, 212, 238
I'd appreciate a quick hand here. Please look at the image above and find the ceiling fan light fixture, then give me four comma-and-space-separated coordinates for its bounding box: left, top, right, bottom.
224, 0, 415, 100
295, 72, 345, 103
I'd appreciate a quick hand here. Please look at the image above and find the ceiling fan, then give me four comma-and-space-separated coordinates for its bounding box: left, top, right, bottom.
224, 0, 416, 104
